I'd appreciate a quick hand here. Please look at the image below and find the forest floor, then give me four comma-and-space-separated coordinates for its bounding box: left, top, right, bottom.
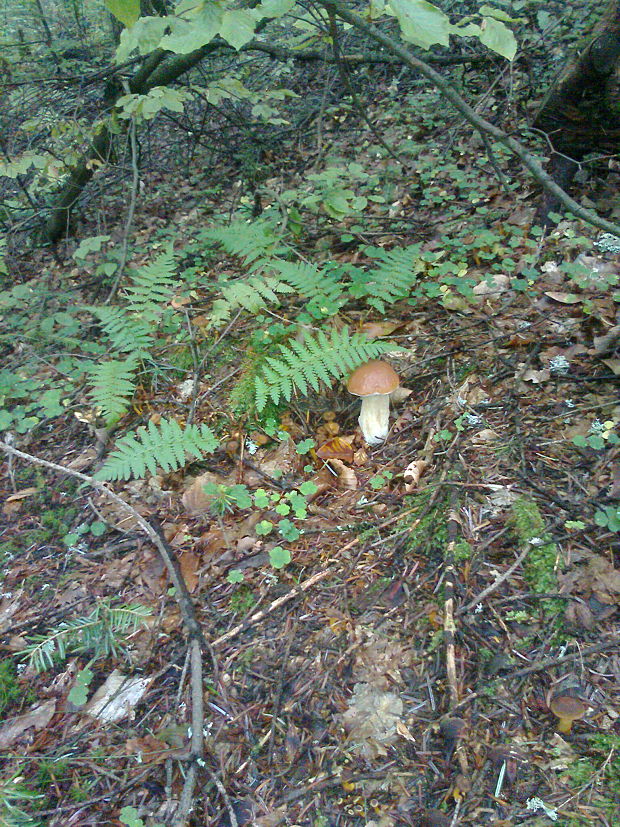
0, 64, 619, 827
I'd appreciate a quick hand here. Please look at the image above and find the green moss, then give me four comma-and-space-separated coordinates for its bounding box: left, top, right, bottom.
404, 489, 449, 559
0, 659, 22, 717
509, 497, 559, 596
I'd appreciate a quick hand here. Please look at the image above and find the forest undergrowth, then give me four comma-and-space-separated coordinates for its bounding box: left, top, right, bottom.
0, 34, 619, 827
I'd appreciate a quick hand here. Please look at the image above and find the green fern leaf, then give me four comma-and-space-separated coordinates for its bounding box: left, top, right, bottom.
208, 274, 293, 327
88, 358, 138, 424
348, 244, 423, 312
124, 248, 176, 314
268, 259, 345, 313
85, 306, 154, 355
96, 418, 218, 481
205, 219, 286, 262
252, 328, 391, 411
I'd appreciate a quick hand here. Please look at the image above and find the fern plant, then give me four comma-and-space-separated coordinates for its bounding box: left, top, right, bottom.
20, 601, 152, 673
96, 417, 218, 481
204, 219, 287, 263
84, 249, 182, 423
87, 357, 139, 425
348, 244, 425, 312
84, 306, 154, 355
123, 248, 177, 316
250, 327, 392, 412
209, 273, 293, 328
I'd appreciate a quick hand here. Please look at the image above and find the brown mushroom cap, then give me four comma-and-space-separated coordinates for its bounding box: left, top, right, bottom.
347, 360, 399, 396
549, 694, 587, 733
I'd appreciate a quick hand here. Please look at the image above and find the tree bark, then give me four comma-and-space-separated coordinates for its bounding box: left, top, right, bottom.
533, 0, 620, 219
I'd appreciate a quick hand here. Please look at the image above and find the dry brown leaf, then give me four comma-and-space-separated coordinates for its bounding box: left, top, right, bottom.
521, 367, 550, 383
327, 458, 357, 489
178, 552, 199, 592
0, 699, 56, 749
181, 471, 223, 514
544, 291, 582, 304
359, 320, 400, 338
403, 459, 429, 493
472, 274, 510, 296
316, 437, 354, 463
471, 428, 499, 444
126, 734, 183, 764
259, 437, 301, 476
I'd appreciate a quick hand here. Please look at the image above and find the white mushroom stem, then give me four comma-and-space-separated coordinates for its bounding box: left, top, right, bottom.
358, 393, 391, 445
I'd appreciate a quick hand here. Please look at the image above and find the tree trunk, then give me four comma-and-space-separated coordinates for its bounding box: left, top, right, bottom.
533, 0, 620, 219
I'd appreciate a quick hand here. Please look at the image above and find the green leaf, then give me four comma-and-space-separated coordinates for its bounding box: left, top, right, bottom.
389, 0, 451, 49
298, 480, 318, 496
227, 569, 245, 584
105, 0, 140, 27
220, 9, 257, 49
115, 17, 168, 62
269, 546, 291, 569
479, 16, 517, 60
159, 5, 223, 53
90, 521, 107, 537
255, 520, 274, 536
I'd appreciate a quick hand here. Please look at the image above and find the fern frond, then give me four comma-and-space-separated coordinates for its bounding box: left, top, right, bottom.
204, 219, 286, 263
209, 274, 293, 328
85, 306, 154, 355
88, 358, 138, 424
124, 248, 176, 314
96, 417, 218, 481
252, 327, 391, 411
348, 244, 423, 312
267, 260, 345, 316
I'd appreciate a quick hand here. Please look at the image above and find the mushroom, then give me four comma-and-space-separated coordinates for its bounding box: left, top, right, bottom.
549, 694, 587, 734
346, 360, 400, 445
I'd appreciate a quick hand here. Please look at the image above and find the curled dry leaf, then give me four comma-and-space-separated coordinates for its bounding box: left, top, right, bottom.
472, 273, 511, 296
403, 459, 429, 493
471, 428, 499, 444
327, 458, 357, 489
521, 367, 551, 384
0, 699, 56, 749
181, 471, 224, 514
316, 437, 354, 463
390, 386, 413, 404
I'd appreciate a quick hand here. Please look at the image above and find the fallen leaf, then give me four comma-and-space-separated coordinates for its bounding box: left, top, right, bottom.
182, 471, 224, 514
326, 458, 357, 489
403, 459, 429, 492
472, 274, 511, 296
471, 428, 499, 444
521, 367, 550, 383
0, 700, 56, 749
179, 552, 199, 592
316, 437, 354, 463
4, 487, 38, 502
544, 291, 582, 304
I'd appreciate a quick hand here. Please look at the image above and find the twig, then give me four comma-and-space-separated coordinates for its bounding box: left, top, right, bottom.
457, 543, 531, 615
106, 85, 140, 303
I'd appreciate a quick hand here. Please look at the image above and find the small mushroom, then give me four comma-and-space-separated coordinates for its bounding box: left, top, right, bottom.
549, 694, 587, 734
346, 360, 400, 445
